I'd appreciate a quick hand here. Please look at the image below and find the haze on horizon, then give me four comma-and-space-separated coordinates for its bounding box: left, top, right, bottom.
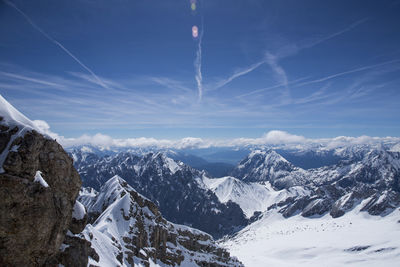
1, 0, 400, 141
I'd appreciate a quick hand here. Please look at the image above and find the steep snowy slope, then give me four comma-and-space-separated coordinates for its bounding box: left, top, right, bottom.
81, 175, 243, 267
0, 95, 49, 172
202, 176, 309, 218
222, 203, 400, 267
73, 151, 248, 238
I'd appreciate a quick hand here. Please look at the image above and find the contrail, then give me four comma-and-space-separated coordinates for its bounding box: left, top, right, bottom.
3, 0, 109, 90
194, 24, 204, 101
294, 58, 400, 87
213, 60, 265, 91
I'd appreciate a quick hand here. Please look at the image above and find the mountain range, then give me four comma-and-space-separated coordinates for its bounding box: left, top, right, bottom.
1, 94, 400, 266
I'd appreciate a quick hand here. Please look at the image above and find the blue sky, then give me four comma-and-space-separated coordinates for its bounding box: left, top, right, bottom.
1, 0, 400, 140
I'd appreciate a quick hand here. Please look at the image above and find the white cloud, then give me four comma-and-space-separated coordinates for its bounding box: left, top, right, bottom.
194, 25, 204, 101
262, 130, 307, 144
33, 121, 398, 151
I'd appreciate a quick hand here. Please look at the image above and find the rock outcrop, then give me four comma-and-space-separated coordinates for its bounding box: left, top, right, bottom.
0, 96, 88, 266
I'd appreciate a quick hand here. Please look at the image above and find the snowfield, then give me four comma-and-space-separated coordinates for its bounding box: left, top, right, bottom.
221, 202, 400, 267
202, 176, 309, 218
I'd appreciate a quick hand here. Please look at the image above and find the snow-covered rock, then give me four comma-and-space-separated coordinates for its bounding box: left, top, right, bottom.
81, 175, 243, 267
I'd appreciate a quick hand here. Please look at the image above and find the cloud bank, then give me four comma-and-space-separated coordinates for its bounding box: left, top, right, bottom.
32, 120, 400, 151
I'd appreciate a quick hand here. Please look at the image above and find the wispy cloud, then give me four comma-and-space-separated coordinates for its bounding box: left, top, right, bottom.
265, 52, 291, 104
0, 71, 60, 87
194, 24, 204, 101
294, 59, 400, 88
3, 0, 109, 90
304, 18, 368, 49
149, 77, 193, 93
212, 60, 266, 91
275, 18, 369, 59
209, 18, 368, 98
235, 76, 309, 99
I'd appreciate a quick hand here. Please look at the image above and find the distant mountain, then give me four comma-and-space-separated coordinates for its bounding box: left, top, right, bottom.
71, 149, 248, 238
231, 150, 308, 189
166, 151, 235, 177
79, 175, 243, 266
275, 148, 343, 169
197, 148, 252, 164
229, 148, 400, 218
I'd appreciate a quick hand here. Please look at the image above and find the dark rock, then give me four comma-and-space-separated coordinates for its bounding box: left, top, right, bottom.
56, 235, 99, 267
330, 192, 360, 218
69, 201, 88, 234
361, 191, 400, 215
301, 198, 332, 217
344, 245, 370, 252
0, 130, 81, 266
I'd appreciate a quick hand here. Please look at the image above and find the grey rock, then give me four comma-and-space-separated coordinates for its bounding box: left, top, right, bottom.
0, 129, 81, 266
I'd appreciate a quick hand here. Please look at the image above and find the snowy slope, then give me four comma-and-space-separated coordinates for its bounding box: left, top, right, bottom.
202, 176, 309, 218
0, 95, 40, 132
222, 203, 400, 267
0, 95, 48, 172
82, 175, 243, 267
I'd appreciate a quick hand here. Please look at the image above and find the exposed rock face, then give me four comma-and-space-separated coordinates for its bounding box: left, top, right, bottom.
80, 175, 244, 266
0, 96, 86, 267
56, 234, 99, 267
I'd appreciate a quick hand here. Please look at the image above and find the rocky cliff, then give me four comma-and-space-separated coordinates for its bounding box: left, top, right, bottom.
0, 96, 91, 266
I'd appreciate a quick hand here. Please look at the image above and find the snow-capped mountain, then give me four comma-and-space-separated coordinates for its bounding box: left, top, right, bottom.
72, 149, 248, 238
218, 146, 400, 266
79, 175, 243, 267
231, 149, 308, 189
227, 148, 400, 219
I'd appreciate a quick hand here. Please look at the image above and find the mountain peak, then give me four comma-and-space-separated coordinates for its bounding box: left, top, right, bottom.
0, 94, 38, 131
231, 149, 297, 186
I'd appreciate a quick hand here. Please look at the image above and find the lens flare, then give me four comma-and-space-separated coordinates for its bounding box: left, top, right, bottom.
191, 3, 196, 11
192, 25, 199, 38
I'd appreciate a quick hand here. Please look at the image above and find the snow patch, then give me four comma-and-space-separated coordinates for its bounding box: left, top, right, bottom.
34, 171, 49, 187
165, 157, 180, 174
72, 200, 86, 220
